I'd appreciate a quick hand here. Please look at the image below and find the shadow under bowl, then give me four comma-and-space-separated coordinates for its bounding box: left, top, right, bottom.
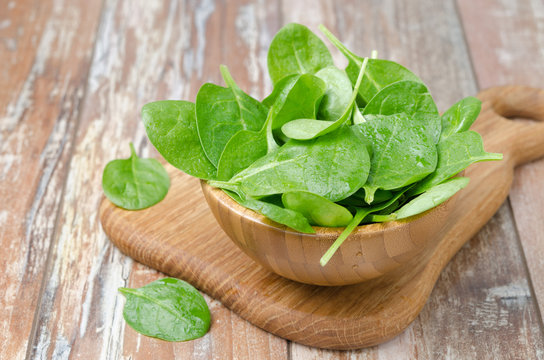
201, 181, 455, 286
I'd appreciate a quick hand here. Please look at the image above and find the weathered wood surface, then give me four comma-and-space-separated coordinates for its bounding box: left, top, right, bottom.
1, 0, 543, 359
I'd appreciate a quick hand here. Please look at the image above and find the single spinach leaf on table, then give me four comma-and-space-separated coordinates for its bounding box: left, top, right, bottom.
225, 190, 315, 233
352, 113, 437, 203
282, 191, 353, 227
267, 23, 334, 85
209, 126, 370, 202
319, 186, 412, 266
315, 66, 353, 121
281, 56, 369, 140
319, 25, 422, 104
102, 143, 170, 210
119, 277, 210, 342
141, 100, 216, 180
440, 96, 481, 141
410, 131, 502, 195
363, 80, 442, 143
373, 177, 470, 222
195, 65, 268, 166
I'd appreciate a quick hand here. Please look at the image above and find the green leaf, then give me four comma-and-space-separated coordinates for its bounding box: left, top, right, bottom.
141, 100, 216, 180
224, 190, 315, 233
379, 177, 469, 221
102, 144, 170, 210
195, 65, 268, 166
281, 56, 369, 140
267, 23, 334, 84
440, 96, 481, 141
282, 191, 353, 227
119, 277, 210, 342
319, 186, 411, 266
210, 126, 370, 202
353, 114, 437, 203
410, 131, 502, 195
319, 25, 422, 104
363, 80, 441, 143
315, 66, 354, 120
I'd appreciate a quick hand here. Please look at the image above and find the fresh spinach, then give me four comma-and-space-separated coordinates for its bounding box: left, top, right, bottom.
315, 66, 354, 120
353, 113, 437, 203
440, 96, 481, 141
119, 277, 210, 342
196, 65, 268, 166
319, 25, 422, 104
142, 101, 216, 180
102, 143, 170, 210
225, 190, 315, 233
282, 191, 353, 227
280, 56, 369, 140
267, 23, 334, 84
209, 126, 370, 202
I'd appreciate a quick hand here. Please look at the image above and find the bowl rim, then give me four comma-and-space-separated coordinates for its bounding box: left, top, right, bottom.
201, 181, 452, 237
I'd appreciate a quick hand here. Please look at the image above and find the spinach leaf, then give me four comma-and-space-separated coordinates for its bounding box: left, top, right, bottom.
352, 105, 366, 124
440, 96, 481, 141
225, 190, 315, 233
363, 80, 441, 143
373, 177, 469, 222
119, 277, 210, 342
281, 56, 369, 140
141, 101, 216, 180
410, 131, 502, 195
319, 25, 422, 104
282, 191, 353, 227
196, 65, 268, 166
209, 126, 370, 202
319, 186, 411, 266
352, 113, 437, 203
102, 143, 170, 210
267, 23, 334, 84
315, 66, 353, 120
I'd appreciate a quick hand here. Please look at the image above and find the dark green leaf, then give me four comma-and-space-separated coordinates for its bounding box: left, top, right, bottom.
410, 131, 502, 195
196, 66, 268, 166
119, 277, 210, 342
353, 114, 437, 203
102, 144, 170, 210
224, 190, 315, 233
282, 191, 353, 227
267, 23, 334, 84
440, 96, 481, 141
141, 101, 216, 180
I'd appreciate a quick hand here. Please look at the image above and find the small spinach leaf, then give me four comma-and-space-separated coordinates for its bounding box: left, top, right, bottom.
141, 100, 216, 180
102, 143, 170, 210
196, 65, 268, 166
282, 191, 353, 227
209, 126, 370, 202
440, 96, 481, 141
281, 56, 369, 140
363, 80, 441, 143
315, 66, 353, 120
353, 113, 437, 203
410, 131, 502, 195
267, 23, 334, 84
119, 277, 210, 342
225, 190, 315, 233
319, 25, 422, 104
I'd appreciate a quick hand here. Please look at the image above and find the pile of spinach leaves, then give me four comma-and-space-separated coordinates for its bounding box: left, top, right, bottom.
142, 23, 502, 266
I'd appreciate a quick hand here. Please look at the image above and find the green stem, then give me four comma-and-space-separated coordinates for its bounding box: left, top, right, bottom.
220, 64, 238, 90
129, 142, 137, 158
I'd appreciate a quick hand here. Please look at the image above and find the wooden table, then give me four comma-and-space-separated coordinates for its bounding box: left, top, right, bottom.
2, 0, 543, 358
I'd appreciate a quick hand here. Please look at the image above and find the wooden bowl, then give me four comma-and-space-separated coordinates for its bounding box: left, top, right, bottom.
201, 181, 456, 286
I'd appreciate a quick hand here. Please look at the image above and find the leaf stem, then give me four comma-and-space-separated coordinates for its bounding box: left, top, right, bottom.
129, 142, 137, 158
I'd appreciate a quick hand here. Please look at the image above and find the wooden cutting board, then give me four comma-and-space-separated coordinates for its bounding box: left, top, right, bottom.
100, 86, 544, 350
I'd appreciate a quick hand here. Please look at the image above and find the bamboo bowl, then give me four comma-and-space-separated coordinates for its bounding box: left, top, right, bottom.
201, 182, 456, 286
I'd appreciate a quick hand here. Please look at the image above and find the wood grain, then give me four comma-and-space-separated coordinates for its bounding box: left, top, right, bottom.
457, 0, 544, 324
0, 0, 102, 359
100, 85, 544, 350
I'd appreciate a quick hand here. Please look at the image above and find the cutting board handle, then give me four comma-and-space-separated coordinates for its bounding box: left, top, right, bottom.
478, 85, 544, 166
